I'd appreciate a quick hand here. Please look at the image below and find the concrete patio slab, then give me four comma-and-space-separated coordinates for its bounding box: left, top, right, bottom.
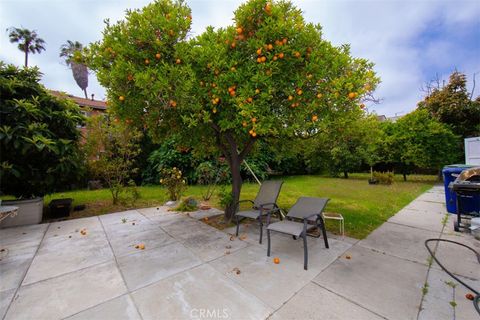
137, 206, 170, 218
160, 217, 216, 241
107, 227, 176, 257
388, 208, 446, 232
359, 222, 441, 264
210, 238, 351, 310
98, 210, 147, 226
66, 294, 141, 320
43, 217, 103, 240
0, 223, 48, 246
22, 230, 114, 285
5, 261, 127, 320
132, 264, 272, 320
187, 208, 223, 220
433, 233, 480, 281
0, 289, 15, 319
404, 200, 447, 215
117, 242, 202, 291
416, 192, 446, 204
271, 282, 384, 320
181, 230, 248, 262
0, 255, 32, 291
313, 245, 428, 320
418, 268, 479, 320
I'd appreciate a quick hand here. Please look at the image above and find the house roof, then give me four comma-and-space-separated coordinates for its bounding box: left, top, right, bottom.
50, 90, 107, 110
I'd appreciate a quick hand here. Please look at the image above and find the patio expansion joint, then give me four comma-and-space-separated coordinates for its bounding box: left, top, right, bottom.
308, 281, 390, 320
2, 221, 50, 320
415, 213, 448, 320
98, 215, 145, 320
387, 220, 444, 234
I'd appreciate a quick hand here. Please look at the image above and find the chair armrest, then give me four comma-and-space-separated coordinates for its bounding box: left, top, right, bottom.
259, 202, 278, 211
304, 212, 322, 222
235, 199, 254, 212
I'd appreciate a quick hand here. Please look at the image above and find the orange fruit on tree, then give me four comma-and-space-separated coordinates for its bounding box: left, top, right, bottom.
249, 129, 253, 134
155, 53, 161, 59
278, 52, 284, 59
282, 38, 287, 44
168, 29, 174, 36
257, 57, 262, 63
231, 66, 236, 71
247, 97, 253, 103
119, 95, 125, 101
307, 47, 312, 53
256, 48, 262, 55
127, 74, 133, 81
229, 91, 236, 97
251, 117, 257, 123
213, 108, 217, 113
312, 115, 318, 121
251, 132, 257, 137
169, 100, 177, 107
317, 93, 323, 99
288, 95, 293, 101
236, 27, 243, 34
261, 56, 267, 62
297, 89, 303, 95
273, 257, 280, 264
273, 55, 278, 61
255, 88, 260, 94
176, 58, 181, 64
267, 44, 273, 51
294, 51, 301, 58
242, 121, 247, 127
145, 59, 150, 65
231, 41, 236, 48
348, 92, 357, 99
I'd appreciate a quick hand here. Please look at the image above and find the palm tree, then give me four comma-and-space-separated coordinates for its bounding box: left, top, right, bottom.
7, 27, 46, 67
60, 40, 89, 99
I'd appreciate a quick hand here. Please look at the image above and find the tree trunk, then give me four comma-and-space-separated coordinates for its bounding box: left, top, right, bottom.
225, 153, 242, 221
83, 88, 88, 99
24, 48, 28, 67
403, 172, 407, 181
343, 171, 349, 179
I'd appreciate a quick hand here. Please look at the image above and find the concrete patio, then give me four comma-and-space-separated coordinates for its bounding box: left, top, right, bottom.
0, 185, 478, 319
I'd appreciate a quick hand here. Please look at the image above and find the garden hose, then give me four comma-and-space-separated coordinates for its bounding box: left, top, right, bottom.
424, 238, 480, 315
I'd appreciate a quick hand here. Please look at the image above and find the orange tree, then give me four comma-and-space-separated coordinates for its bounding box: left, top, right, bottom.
87, 0, 379, 219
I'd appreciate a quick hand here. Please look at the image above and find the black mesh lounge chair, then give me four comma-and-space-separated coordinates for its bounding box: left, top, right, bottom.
267, 197, 329, 270
235, 180, 284, 244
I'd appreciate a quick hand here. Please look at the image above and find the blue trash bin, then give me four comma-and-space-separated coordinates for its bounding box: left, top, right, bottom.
442, 164, 478, 214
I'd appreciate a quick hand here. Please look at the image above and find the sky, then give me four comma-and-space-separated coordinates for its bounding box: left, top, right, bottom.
1, 0, 479, 117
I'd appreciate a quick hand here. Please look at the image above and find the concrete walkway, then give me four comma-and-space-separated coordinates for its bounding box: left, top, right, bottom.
0, 186, 478, 319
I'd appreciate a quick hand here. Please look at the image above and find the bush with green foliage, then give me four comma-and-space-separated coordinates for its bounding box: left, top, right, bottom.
83, 115, 142, 204
159, 167, 186, 201
373, 171, 394, 185
0, 63, 84, 198
175, 197, 198, 211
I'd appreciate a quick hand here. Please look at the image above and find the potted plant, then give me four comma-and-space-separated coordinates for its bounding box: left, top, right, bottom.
0, 63, 84, 228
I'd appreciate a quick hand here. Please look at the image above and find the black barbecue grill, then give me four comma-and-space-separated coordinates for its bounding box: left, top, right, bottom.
450, 167, 480, 232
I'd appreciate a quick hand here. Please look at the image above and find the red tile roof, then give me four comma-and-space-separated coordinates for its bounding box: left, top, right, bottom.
50, 90, 107, 110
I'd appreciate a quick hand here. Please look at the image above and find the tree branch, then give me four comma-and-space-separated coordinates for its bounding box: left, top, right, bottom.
239, 138, 256, 161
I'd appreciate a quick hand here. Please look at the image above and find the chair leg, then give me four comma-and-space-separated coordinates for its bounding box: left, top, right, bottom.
303, 233, 308, 270
235, 215, 240, 237
259, 217, 263, 244
319, 218, 329, 249
267, 229, 271, 257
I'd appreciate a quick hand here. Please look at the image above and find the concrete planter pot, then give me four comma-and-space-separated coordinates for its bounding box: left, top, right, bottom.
0, 197, 44, 228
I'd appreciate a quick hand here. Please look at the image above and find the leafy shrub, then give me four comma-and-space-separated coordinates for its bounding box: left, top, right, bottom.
142, 137, 198, 184
373, 171, 394, 185
175, 197, 198, 211
160, 167, 186, 201
83, 115, 142, 204
195, 161, 230, 200
217, 187, 233, 211
0, 63, 85, 198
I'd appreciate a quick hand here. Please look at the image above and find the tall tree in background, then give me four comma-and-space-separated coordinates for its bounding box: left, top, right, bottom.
88, 0, 378, 219
418, 72, 480, 138
7, 27, 46, 67
60, 40, 89, 99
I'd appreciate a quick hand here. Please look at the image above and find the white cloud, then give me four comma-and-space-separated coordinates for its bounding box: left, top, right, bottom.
1, 0, 478, 114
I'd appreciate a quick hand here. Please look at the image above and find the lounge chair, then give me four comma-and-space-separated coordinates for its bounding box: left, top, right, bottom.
235, 180, 284, 244
266, 197, 329, 270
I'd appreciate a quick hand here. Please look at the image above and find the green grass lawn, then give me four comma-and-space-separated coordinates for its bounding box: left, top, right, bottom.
42, 174, 438, 239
